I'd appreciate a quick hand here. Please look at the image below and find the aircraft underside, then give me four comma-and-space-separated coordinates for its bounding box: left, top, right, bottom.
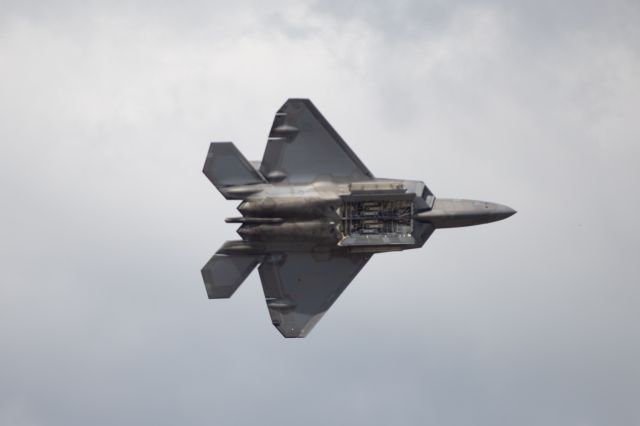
200, 98, 515, 337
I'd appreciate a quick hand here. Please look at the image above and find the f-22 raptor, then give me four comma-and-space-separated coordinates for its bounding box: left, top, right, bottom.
202, 99, 515, 338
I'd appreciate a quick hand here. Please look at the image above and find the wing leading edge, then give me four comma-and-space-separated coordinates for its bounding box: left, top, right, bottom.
258, 251, 372, 338
260, 99, 374, 184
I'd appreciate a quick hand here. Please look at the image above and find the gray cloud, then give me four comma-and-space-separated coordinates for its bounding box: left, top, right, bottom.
1, 1, 639, 425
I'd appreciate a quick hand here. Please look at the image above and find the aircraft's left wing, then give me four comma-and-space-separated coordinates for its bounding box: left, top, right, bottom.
258, 251, 371, 338
260, 99, 374, 184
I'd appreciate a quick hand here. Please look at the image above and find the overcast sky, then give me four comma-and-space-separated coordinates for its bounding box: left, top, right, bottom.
1, 1, 639, 425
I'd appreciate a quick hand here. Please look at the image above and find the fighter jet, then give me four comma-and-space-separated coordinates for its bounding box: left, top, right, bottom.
201, 99, 515, 338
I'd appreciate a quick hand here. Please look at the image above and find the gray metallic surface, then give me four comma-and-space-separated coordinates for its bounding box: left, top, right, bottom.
260, 99, 373, 184
201, 254, 261, 299
201, 98, 516, 337
203, 142, 266, 199
414, 198, 517, 228
259, 251, 371, 338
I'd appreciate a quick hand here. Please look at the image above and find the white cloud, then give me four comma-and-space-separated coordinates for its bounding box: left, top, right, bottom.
1, 2, 639, 425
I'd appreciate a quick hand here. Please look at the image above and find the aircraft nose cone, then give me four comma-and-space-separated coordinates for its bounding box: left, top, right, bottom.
414, 198, 516, 228
493, 204, 517, 221
472, 201, 517, 225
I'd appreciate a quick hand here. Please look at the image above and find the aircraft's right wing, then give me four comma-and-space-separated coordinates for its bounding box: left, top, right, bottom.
260, 99, 374, 184
258, 251, 372, 338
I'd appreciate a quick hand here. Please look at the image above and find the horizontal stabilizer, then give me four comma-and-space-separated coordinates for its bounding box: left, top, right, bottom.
201, 253, 261, 299
203, 142, 266, 199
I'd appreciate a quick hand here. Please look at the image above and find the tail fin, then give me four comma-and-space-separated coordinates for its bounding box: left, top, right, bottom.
203, 142, 266, 199
201, 251, 261, 299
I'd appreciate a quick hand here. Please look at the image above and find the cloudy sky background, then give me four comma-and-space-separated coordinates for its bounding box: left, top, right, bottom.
1, 1, 639, 425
